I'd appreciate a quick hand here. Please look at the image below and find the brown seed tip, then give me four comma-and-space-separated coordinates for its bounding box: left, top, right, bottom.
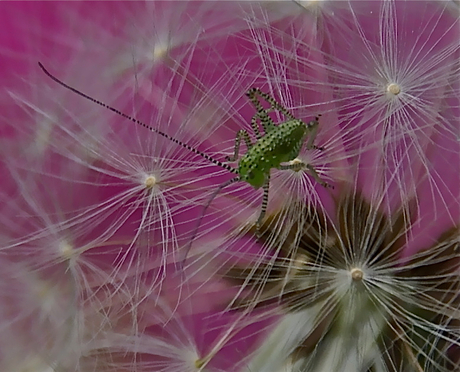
387, 83, 401, 95
350, 267, 364, 281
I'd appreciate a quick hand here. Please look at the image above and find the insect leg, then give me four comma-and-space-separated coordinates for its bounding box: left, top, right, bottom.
305, 163, 333, 188
250, 113, 262, 139
304, 115, 324, 151
279, 163, 304, 172
247, 87, 296, 121
256, 175, 270, 232
246, 88, 276, 134
279, 162, 333, 189
226, 129, 253, 162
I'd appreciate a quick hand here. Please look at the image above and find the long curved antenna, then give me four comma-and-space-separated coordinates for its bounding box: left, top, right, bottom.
38, 62, 237, 174
181, 176, 240, 269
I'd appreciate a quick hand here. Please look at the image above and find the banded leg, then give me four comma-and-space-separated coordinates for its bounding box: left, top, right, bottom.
256, 175, 271, 232
251, 105, 284, 138
304, 115, 323, 151
250, 113, 262, 139
305, 164, 333, 188
279, 162, 305, 172
246, 88, 278, 134
247, 87, 297, 122
226, 129, 253, 162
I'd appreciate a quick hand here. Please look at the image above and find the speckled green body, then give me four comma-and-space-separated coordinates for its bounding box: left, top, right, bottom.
238, 119, 308, 189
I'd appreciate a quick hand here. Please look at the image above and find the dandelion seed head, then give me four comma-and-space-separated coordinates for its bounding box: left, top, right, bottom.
58, 240, 75, 261
350, 267, 364, 281
147, 41, 170, 63
229, 190, 459, 371
386, 82, 401, 96
143, 174, 157, 189
194, 357, 205, 369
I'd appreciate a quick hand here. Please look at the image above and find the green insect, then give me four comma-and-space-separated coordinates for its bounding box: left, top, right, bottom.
228, 87, 331, 227
38, 63, 331, 261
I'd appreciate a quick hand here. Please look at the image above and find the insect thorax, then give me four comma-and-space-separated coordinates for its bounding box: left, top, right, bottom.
238, 119, 308, 189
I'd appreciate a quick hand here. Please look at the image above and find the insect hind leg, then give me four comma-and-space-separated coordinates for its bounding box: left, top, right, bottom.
247, 87, 296, 121
255, 175, 270, 235
305, 163, 333, 188
304, 115, 324, 151
279, 162, 333, 189
246, 88, 281, 135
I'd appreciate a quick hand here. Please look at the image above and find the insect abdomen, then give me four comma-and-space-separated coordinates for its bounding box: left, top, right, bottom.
238, 120, 307, 189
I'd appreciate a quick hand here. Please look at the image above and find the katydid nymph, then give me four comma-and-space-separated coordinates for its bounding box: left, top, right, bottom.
38, 62, 331, 265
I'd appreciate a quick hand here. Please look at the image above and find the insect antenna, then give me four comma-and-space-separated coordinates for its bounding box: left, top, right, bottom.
37, 62, 237, 174
181, 176, 240, 269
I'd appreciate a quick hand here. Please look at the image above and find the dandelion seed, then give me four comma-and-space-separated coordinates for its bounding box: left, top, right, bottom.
243, 0, 459, 205
58, 239, 75, 261
144, 174, 157, 189
0, 256, 79, 371
225, 191, 459, 372
386, 82, 401, 96
350, 267, 364, 281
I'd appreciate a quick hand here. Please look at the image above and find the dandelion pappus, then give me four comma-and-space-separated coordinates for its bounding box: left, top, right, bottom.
38, 63, 332, 264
